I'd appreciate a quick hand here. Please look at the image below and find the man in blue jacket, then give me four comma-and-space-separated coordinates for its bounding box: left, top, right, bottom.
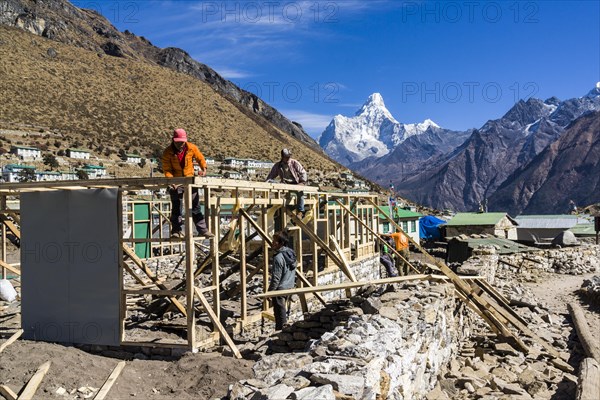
269, 231, 297, 330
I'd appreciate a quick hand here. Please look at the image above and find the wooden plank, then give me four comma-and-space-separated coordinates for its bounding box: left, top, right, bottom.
0, 215, 20, 240
0, 260, 20, 276
285, 209, 354, 282
256, 274, 429, 298
122, 245, 187, 316
569, 303, 600, 362
240, 214, 247, 321
576, 358, 600, 400
93, 361, 126, 400
329, 235, 357, 282
184, 184, 195, 350
472, 279, 528, 326
334, 200, 421, 274
0, 329, 23, 354
17, 361, 51, 400
122, 289, 186, 296
0, 385, 17, 400
194, 288, 242, 359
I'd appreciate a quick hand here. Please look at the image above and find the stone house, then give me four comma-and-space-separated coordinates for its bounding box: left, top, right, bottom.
125, 154, 142, 164
445, 212, 518, 239
515, 215, 578, 244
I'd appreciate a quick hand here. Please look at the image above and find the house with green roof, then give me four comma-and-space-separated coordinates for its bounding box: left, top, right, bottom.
446, 212, 518, 239
378, 206, 423, 242
66, 148, 91, 160
10, 145, 41, 159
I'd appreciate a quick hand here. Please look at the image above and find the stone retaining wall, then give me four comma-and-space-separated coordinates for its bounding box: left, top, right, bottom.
500, 244, 599, 275
229, 280, 475, 399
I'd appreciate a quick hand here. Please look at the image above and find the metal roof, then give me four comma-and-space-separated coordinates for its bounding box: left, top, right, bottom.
569, 223, 596, 236
515, 215, 577, 229
379, 206, 422, 220
446, 212, 514, 226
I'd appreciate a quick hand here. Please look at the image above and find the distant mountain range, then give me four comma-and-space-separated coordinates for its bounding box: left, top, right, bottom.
323, 86, 600, 214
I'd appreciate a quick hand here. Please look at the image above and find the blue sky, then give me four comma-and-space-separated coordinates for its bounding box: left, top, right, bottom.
74, 0, 600, 137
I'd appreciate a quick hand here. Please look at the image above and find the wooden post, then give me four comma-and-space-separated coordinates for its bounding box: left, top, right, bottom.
261, 206, 269, 311
569, 303, 600, 362
18, 361, 51, 400
211, 201, 221, 330
93, 361, 126, 400
1, 196, 6, 280
239, 212, 247, 322
185, 183, 195, 350
576, 358, 600, 400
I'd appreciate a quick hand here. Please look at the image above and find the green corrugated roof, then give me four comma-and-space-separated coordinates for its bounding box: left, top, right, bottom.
447, 212, 510, 226
569, 224, 596, 236
67, 148, 91, 153
379, 206, 422, 220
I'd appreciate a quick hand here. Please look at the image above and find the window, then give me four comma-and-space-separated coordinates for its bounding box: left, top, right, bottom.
402, 221, 408, 232
410, 220, 416, 233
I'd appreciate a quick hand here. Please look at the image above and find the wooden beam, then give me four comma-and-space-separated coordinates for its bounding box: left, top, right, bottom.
0, 385, 17, 400
285, 209, 354, 282
93, 361, 126, 400
0, 215, 20, 240
17, 361, 51, 400
0, 329, 24, 354
576, 358, 600, 400
569, 303, 600, 362
194, 288, 242, 359
256, 274, 429, 298
122, 245, 187, 316
334, 200, 421, 274
0, 260, 20, 276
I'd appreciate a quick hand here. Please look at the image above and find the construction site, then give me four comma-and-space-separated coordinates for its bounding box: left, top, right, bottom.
0, 177, 599, 400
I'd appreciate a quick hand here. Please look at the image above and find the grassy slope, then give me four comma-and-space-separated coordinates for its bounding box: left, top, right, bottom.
0, 26, 341, 174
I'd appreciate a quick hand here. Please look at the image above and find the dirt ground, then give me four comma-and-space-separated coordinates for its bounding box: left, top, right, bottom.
523, 271, 600, 354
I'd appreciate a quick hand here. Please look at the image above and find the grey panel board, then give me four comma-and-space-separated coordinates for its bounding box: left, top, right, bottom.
21, 189, 120, 346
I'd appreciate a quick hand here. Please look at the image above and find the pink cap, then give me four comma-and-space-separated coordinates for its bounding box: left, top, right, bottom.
173, 128, 187, 142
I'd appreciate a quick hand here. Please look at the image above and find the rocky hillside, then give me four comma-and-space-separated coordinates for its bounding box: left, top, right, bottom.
0, 0, 318, 149
392, 88, 600, 212
350, 126, 472, 185
0, 25, 339, 173
490, 110, 600, 215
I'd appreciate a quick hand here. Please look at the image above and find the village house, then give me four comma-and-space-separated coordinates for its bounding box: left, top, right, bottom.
222, 157, 245, 168
80, 164, 106, 178
10, 145, 41, 159
35, 171, 62, 182
445, 212, 518, 239
205, 157, 216, 165
125, 154, 142, 164
515, 215, 579, 244
59, 170, 77, 180
224, 171, 243, 180
1, 164, 36, 182
66, 148, 91, 160
379, 206, 422, 242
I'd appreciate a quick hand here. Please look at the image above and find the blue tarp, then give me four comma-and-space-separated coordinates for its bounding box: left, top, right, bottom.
419, 216, 446, 240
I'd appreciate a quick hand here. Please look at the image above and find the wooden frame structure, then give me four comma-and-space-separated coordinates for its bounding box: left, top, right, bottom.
0, 177, 387, 354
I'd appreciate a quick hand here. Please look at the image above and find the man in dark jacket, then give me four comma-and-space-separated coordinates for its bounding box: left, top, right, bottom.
269, 231, 297, 330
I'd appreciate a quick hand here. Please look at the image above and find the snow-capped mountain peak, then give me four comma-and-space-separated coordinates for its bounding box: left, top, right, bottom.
584, 82, 600, 98
319, 93, 441, 166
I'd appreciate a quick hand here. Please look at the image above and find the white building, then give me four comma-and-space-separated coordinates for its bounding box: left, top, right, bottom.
2, 164, 36, 182
205, 157, 216, 165
224, 171, 243, 180
36, 171, 62, 181
81, 165, 106, 179
126, 154, 142, 164
10, 145, 41, 159
66, 148, 91, 160
223, 158, 245, 168
60, 171, 77, 180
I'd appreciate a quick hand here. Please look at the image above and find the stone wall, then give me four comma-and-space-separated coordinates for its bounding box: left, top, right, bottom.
500, 244, 599, 275
229, 281, 475, 400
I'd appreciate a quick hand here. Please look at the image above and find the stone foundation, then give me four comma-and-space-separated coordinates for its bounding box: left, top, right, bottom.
229, 280, 475, 399
500, 244, 599, 275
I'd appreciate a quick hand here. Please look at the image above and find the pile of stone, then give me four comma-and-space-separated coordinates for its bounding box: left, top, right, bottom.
579, 275, 600, 304
228, 281, 474, 399
499, 245, 599, 277
429, 273, 581, 399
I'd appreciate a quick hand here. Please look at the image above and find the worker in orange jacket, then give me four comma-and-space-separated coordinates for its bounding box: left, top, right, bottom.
382, 229, 410, 275
161, 128, 212, 238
